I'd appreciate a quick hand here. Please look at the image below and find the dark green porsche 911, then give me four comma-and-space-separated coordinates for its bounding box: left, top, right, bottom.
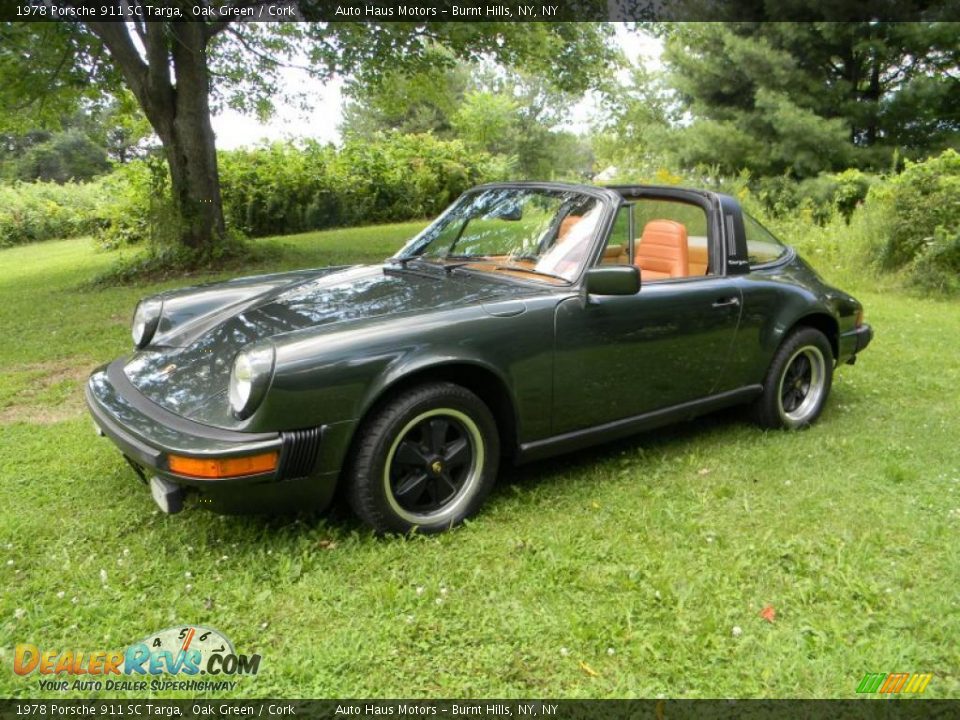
87, 182, 873, 533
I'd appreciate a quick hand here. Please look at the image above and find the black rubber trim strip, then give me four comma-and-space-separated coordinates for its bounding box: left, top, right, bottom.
517, 385, 763, 463
106, 359, 277, 443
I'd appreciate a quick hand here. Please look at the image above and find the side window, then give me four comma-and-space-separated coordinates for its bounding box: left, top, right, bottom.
743, 213, 788, 266
598, 205, 631, 265
599, 199, 712, 281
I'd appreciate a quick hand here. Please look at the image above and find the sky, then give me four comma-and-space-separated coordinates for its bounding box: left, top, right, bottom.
210, 25, 662, 149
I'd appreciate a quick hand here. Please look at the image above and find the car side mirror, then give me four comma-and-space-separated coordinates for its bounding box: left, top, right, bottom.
585, 266, 640, 296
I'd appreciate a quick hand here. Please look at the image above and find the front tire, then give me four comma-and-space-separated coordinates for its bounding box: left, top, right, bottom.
346, 382, 500, 534
754, 327, 833, 430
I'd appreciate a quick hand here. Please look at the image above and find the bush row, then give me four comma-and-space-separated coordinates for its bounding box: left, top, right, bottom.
614, 150, 960, 295
2, 139, 958, 294
0, 180, 110, 247
0, 134, 512, 248
766, 150, 960, 294
219, 134, 512, 237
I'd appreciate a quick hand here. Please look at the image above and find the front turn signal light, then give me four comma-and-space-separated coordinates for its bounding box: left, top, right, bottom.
167, 451, 279, 479
855, 308, 864, 328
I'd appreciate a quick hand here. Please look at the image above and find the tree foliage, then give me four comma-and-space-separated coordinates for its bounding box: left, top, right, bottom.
0, 13, 613, 255
341, 46, 613, 180
657, 22, 960, 177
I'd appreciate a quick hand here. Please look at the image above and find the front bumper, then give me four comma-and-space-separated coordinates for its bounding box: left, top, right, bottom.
86, 359, 337, 514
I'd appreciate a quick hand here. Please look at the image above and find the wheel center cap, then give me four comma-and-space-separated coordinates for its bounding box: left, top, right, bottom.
431, 460, 444, 475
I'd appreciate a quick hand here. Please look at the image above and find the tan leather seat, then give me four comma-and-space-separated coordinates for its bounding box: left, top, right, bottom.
635, 220, 689, 280
688, 245, 709, 276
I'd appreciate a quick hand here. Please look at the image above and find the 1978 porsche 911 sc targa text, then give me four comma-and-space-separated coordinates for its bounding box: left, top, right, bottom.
86, 182, 873, 533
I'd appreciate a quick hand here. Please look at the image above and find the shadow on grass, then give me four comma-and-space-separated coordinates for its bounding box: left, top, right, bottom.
498, 405, 753, 492
198, 404, 757, 544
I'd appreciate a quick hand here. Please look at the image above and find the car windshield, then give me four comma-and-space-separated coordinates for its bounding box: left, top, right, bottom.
395, 187, 606, 282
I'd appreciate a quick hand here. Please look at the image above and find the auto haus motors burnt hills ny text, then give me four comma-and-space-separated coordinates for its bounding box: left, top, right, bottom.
336, 703, 560, 716
333, 4, 560, 17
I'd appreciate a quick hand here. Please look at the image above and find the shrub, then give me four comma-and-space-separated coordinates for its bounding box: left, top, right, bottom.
752, 169, 878, 224
219, 134, 512, 238
96, 155, 180, 249
0, 180, 109, 247
880, 149, 960, 270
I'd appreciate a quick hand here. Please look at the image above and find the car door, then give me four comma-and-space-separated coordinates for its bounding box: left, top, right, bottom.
551, 193, 743, 435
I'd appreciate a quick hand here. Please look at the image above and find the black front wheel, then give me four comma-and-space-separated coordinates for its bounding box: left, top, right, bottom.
346, 382, 500, 534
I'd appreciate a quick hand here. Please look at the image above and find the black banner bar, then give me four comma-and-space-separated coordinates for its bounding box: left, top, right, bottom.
3, 0, 960, 23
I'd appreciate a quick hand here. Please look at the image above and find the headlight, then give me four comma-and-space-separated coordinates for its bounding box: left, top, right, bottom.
228, 345, 275, 419
132, 298, 163, 349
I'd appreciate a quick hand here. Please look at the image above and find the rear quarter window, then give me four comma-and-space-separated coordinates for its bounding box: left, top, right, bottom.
744, 213, 788, 266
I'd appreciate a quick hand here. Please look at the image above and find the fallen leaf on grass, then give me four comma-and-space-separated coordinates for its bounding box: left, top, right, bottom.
579, 660, 599, 677
698, 468, 711, 476
317, 539, 338, 550
760, 604, 776, 623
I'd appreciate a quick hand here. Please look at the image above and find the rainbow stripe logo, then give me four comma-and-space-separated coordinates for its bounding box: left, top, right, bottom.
856, 672, 933, 694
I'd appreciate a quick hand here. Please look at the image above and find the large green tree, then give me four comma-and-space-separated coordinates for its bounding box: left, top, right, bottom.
0, 11, 612, 250
658, 23, 960, 177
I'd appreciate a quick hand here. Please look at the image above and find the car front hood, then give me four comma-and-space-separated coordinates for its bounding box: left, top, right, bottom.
123, 264, 534, 423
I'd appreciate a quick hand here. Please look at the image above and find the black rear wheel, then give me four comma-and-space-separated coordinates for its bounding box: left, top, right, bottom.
347, 382, 499, 534
754, 327, 834, 430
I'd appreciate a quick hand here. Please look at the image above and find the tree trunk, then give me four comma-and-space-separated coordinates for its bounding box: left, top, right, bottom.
165, 22, 225, 250
87, 17, 225, 251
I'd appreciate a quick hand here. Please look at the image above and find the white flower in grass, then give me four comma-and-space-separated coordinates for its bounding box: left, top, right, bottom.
439, 587, 448, 597
415, 586, 425, 596
732, 626, 743, 638
184, 571, 192, 579
260, 622, 269, 630
435, 597, 444, 606
122, 548, 130, 557
185, 584, 193, 592
606, 647, 615, 656
559, 647, 570, 657
56, 591, 65, 599
14, 608, 26, 620
71, 597, 79, 604
99, 569, 108, 585
6, 559, 13, 567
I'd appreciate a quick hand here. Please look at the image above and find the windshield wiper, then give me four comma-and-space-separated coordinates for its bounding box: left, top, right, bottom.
418, 254, 488, 275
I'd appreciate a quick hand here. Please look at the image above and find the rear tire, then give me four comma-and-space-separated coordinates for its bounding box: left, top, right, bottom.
753, 327, 833, 430
346, 382, 500, 534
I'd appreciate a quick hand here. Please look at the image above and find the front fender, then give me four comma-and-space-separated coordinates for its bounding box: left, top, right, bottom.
247, 298, 557, 440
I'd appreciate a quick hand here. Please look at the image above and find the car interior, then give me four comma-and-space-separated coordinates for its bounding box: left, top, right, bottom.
560, 199, 712, 281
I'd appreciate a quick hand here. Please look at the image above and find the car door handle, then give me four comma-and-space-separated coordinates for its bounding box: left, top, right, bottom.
712, 297, 740, 308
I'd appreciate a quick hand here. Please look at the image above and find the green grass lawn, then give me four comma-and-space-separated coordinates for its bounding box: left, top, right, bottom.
1, 226, 959, 699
